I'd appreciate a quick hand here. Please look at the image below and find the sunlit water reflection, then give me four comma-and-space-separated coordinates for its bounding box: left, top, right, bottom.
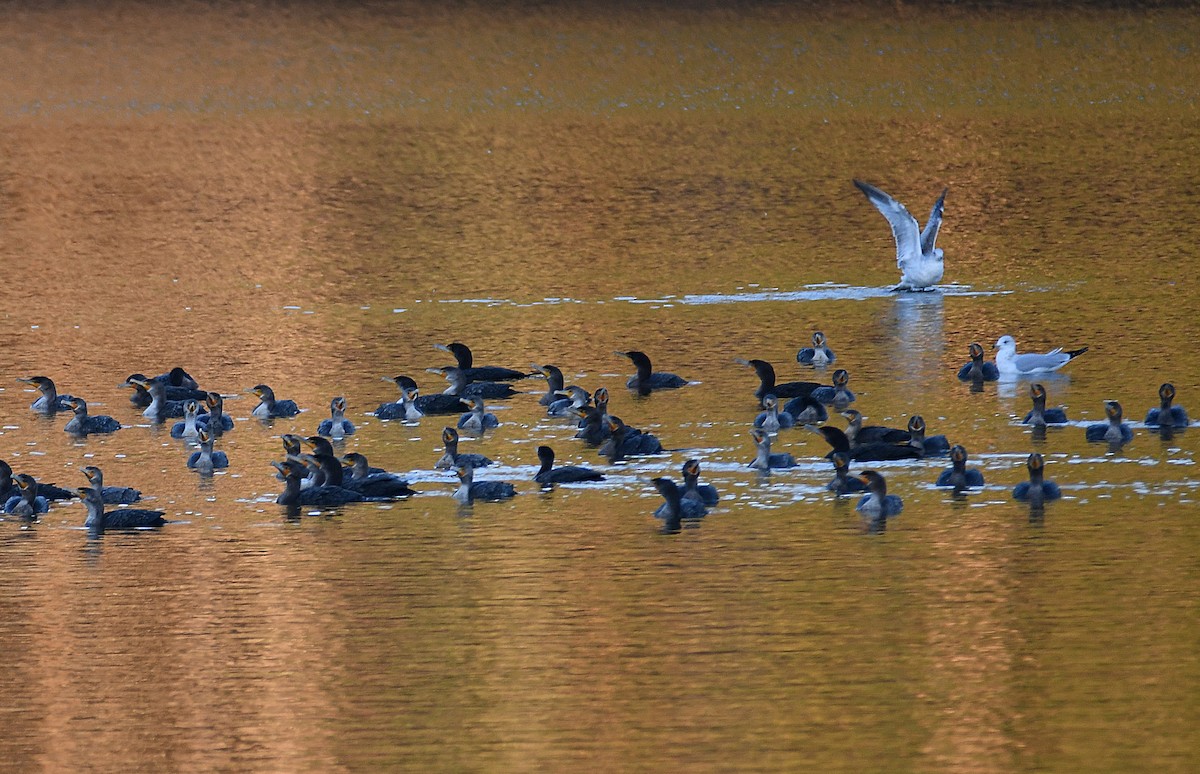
0, 3, 1197, 772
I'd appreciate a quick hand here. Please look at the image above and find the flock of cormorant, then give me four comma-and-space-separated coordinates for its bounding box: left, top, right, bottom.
4, 328, 1189, 536
3, 180, 1191, 535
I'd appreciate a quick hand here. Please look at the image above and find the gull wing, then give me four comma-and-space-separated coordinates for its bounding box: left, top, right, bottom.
854, 180, 921, 269
920, 188, 948, 255
1012, 351, 1072, 373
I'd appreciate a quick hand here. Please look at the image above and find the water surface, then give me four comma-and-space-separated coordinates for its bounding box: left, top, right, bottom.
0, 3, 1198, 772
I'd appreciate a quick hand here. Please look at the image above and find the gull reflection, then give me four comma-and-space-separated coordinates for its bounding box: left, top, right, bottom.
888, 291, 944, 384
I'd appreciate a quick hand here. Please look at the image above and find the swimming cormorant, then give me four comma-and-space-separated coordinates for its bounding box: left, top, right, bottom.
452, 463, 516, 504
187, 428, 229, 473
4, 474, 48, 519
1012, 453, 1061, 506
63, 398, 121, 436
856, 470, 904, 519
827, 452, 867, 495
426, 367, 520, 400
249, 384, 301, 419
1022, 383, 1069, 427
1085, 400, 1133, 445
77, 485, 166, 532
934, 445, 985, 490
340, 453, 416, 498
616, 350, 688, 395
17, 376, 75, 413
735, 358, 821, 403
81, 465, 143, 505
434, 342, 528, 382
748, 428, 797, 471
317, 396, 356, 439
957, 342, 1000, 382
434, 426, 494, 471
457, 396, 500, 432
1145, 383, 1189, 428
797, 331, 836, 366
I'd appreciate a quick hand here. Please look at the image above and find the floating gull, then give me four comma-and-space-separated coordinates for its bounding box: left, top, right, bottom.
993, 335, 1088, 377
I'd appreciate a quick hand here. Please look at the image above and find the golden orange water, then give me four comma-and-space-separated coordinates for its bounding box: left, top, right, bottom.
0, 3, 1197, 771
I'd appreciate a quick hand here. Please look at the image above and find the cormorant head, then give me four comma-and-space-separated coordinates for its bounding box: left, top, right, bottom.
435, 342, 473, 368
280, 434, 304, 456
304, 436, 335, 456
857, 470, 887, 495
166, 367, 198, 388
